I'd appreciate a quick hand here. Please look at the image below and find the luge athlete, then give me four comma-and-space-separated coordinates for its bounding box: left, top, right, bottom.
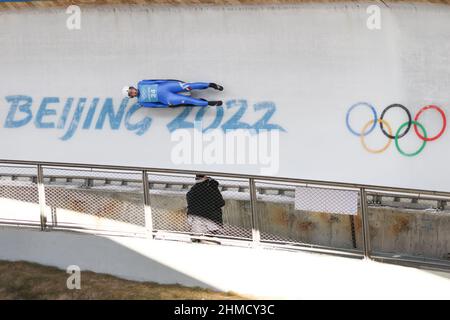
122, 79, 223, 108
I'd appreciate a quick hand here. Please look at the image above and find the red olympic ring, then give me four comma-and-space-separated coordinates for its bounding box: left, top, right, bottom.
413, 105, 447, 142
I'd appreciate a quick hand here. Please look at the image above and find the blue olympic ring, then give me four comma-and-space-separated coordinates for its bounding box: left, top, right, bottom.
346, 102, 378, 137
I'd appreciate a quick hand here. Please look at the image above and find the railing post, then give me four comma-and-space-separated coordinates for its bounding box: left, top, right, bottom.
51, 207, 57, 227
142, 170, 153, 239
37, 164, 47, 231
249, 178, 260, 244
359, 187, 371, 259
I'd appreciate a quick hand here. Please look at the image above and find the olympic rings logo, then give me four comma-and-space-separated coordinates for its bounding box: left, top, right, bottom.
346, 102, 447, 157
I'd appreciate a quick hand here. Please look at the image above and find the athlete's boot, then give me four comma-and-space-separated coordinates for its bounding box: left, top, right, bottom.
208, 100, 223, 106
208, 83, 224, 91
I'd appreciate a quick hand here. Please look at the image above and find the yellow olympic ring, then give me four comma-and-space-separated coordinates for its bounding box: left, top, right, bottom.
360, 119, 393, 154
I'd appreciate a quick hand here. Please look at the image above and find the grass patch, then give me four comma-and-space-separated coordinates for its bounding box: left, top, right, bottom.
0, 260, 244, 300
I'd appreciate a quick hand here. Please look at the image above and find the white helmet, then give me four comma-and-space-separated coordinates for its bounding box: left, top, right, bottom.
122, 86, 131, 97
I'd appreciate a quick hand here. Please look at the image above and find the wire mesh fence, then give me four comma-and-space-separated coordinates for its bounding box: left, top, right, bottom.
0, 160, 448, 267
147, 172, 192, 233
366, 190, 450, 261
42, 166, 146, 233
254, 180, 363, 251
0, 164, 40, 226
147, 172, 253, 240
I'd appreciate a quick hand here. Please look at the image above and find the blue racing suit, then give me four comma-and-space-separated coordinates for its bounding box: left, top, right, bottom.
137, 79, 210, 108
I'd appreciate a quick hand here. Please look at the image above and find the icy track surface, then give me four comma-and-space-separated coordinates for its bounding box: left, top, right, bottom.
1, 4, 450, 191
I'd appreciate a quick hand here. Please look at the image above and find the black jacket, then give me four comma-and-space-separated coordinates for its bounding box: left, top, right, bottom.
186, 178, 225, 225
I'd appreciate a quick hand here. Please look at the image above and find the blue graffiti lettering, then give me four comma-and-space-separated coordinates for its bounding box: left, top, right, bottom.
82, 98, 99, 129
124, 103, 152, 136
252, 102, 286, 132
60, 98, 86, 141
4, 95, 33, 128
167, 107, 194, 132
34, 97, 59, 129
2, 96, 286, 140
57, 98, 74, 129
195, 106, 224, 133
221, 100, 252, 131
95, 98, 127, 130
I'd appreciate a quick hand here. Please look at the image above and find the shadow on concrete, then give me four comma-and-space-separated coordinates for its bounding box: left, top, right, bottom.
0, 225, 219, 292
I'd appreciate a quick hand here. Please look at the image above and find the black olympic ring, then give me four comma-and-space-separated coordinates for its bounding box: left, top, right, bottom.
379, 104, 412, 140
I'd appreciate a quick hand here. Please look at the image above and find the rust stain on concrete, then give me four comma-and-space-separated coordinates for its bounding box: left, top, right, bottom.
296, 220, 315, 232
271, 207, 290, 228
101, 200, 122, 218
391, 215, 411, 235
70, 198, 88, 213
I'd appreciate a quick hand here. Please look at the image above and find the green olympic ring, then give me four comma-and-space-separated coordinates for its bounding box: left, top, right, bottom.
394, 121, 427, 157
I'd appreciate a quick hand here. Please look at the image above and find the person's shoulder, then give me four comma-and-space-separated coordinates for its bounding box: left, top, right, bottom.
206, 178, 219, 187
189, 182, 202, 189
188, 183, 203, 195
137, 80, 146, 88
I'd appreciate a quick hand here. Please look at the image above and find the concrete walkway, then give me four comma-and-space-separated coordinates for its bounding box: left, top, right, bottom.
0, 226, 449, 299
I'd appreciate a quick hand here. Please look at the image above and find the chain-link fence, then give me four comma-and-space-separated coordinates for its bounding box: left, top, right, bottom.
0, 164, 40, 227
0, 160, 448, 268
253, 180, 362, 251
147, 172, 253, 240
42, 166, 146, 234
365, 190, 450, 261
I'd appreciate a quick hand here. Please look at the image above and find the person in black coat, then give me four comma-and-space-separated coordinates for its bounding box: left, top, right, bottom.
186, 174, 225, 234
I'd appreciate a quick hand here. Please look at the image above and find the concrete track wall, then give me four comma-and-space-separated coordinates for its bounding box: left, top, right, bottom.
132, 193, 450, 260
1, 182, 449, 260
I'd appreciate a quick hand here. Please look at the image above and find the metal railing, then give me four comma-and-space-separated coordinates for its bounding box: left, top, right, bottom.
0, 159, 449, 271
